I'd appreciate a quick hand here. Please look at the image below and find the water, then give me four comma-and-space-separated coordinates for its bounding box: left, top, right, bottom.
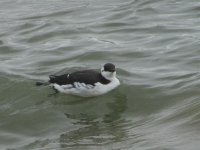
0, 0, 200, 149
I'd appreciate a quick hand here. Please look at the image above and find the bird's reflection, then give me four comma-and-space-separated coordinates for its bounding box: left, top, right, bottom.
59, 92, 128, 148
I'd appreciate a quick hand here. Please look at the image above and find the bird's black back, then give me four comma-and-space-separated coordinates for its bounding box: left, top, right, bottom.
49, 69, 110, 85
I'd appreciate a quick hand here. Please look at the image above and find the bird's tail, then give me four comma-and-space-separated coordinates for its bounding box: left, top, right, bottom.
49, 75, 57, 83
36, 75, 59, 86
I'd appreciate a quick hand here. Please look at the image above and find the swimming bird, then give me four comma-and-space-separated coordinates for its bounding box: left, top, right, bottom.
37, 63, 120, 97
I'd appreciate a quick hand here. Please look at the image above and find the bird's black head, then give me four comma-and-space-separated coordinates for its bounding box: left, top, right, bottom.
103, 63, 116, 72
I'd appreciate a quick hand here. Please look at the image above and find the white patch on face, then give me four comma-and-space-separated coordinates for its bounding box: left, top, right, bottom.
101, 67, 116, 80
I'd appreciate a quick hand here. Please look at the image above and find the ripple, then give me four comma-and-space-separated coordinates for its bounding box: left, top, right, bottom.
1, 0, 200, 149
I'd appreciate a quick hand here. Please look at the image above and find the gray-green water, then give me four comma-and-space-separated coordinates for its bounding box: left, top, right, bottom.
1, 0, 200, 149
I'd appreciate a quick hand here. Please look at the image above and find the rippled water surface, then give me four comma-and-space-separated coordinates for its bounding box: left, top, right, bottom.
1, 0, 200, 149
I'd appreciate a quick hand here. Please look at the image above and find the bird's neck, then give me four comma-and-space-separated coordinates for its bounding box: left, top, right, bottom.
101, 71, 116, 81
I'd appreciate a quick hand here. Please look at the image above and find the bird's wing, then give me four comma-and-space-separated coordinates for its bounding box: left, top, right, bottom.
68, 70, 100, 85
49, 70, 100, 85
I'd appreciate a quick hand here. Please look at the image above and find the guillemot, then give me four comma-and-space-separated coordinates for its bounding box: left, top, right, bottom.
37, 63, 120, 97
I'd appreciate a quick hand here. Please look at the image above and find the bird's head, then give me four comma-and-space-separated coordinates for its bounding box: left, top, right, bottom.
101, 63, 116, 80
